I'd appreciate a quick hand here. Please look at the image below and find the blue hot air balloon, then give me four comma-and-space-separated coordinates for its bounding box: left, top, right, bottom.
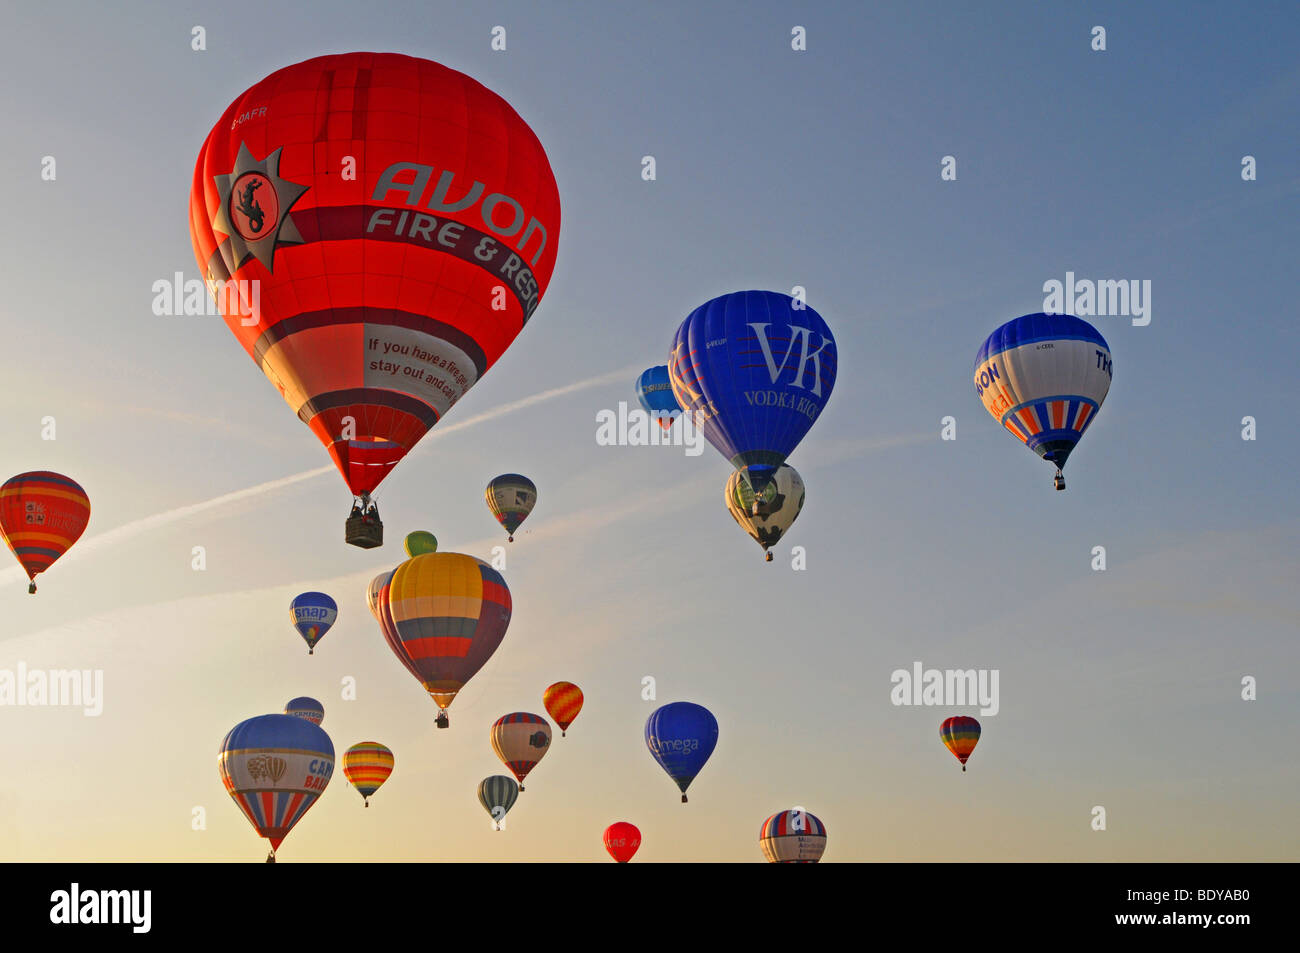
669, 291, 836, 494
290, 592, 338, 655
645, 701, 719, 803
635, 365, 682, 431
284, 697, 325, 726
218, 713, 334, 862
973, 313, 1112, 491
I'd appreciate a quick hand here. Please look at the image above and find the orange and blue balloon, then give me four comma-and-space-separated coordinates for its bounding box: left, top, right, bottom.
974, 313, 1112, 490
669, 291, 836, 494
645, 702, 718, 803
940, 716, 981, 772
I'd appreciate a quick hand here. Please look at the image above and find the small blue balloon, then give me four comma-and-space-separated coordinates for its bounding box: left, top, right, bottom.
290, 592, 338, 654
635, 365, 682, 423
645, 701, 719, 802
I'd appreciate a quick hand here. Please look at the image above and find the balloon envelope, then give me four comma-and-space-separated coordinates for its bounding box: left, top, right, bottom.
542, 681, 584, 736
759, 809, 827, 863
645, 702, 718, 801
603, 822, 641, 863
403, 531, 438, 557
283, 697, 325, 726
940, 716, 981, 770
490, 713, 552, 789
477, 775, 520, 828
189, 52, 561, 498
290, 592, 337, 653
669, 291, 836, 493
218, 714, 334, 853
635, 365, 681, 431
0, 471, 90, 592
342, 742, 394, 805
378, 553, 512, 719
485, 474, 537, 540
724, 464, 805, 554
974, 313, 1112, 476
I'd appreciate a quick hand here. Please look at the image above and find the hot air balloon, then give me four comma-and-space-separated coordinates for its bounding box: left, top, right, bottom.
284, 697, 324, 725
371, 553, 511, 729
669, 291, 836, 495
724, 464, 805, 562
603, 822, 641, 863
485, 474, 537, 542
290, 592, 337, 655
974, 313, 1112, 491
542, 681, 583, 737
645, 702, 718, 803
218, 713, 334, 862
403, 531, 438, 557
0, 472, 90, 594
477, 775, 520, 830
342, 742, 394, 807
759, 809, 827, 863
940, 716, 981, 772
635, 365, 681, 432
490, 713, 552, 791
189, 53, 562, 547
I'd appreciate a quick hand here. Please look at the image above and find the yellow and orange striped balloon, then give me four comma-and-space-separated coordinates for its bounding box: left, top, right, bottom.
543, 681, 584, 737
342, 742, 394, 807
0, 471, 90, 594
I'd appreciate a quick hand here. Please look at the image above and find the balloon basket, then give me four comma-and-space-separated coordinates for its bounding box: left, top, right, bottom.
435, 712, 450, 729
507, 535, 514, 543
1053, 470, 1066, 491
28, 582, 36, 594
266, 851, 276, 864
681, 794, 688, 803
346, 513, 384, 548
765, 552, 773, 563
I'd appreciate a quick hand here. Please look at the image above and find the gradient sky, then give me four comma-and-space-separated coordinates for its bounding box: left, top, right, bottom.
0, 0, 1296, 862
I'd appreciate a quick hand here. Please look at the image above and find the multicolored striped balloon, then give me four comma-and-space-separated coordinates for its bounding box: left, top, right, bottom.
343, 742, 394, 807
759, 809, 827, 863
542, 681, 584, 737
485, 474, 537, 542
974, 312, 1112, 490
940, 716, 981, 772
283, 697, 324, 725
218, 713, 334, 861
477, 775, 519, 829
0, 471, 90, 594
374, 553, 512, 728
490, 712, 551, 791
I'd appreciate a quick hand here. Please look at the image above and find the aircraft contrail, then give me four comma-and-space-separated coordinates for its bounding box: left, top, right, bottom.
0, 365, 639, 585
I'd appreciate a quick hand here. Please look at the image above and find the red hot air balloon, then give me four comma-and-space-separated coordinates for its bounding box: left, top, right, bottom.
189, 53, 562, 546
603, 822, 641, 863
0, 472, 90, 594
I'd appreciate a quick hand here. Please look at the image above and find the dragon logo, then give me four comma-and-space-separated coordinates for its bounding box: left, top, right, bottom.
210, 142, 308, 273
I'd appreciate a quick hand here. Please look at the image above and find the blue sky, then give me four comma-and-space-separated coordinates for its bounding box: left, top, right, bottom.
0, 0, 1296, 861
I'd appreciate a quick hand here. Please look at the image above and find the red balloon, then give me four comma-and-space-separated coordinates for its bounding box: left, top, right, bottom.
190, 52, 562, 497
603, 822, 641, 863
